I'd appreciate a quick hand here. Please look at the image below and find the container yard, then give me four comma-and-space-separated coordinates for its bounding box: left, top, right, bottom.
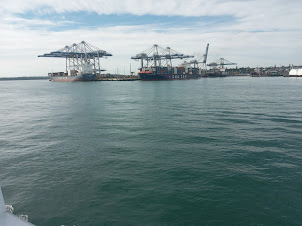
131, 44, 209, 80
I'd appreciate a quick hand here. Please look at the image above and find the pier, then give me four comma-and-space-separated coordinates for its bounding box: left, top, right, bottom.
96, 77, 141, 81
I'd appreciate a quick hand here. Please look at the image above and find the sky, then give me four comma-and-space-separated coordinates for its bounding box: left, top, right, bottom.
0, 0, 301, 77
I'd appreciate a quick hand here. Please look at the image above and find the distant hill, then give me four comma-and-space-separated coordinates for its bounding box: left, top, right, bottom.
0, 76, 49, 81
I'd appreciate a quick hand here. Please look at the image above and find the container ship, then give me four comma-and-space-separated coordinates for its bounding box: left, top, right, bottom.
38, 41, 112, 82
206, 70, 228, 78
47, 63, 96, 82
138, 63, 202, 80
132, 44, 209, 81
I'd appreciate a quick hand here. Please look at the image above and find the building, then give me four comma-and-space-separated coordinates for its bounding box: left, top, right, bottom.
288, 68, 302, 77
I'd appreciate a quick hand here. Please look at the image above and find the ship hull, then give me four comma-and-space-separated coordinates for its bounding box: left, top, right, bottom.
206, 72, 227, 78
139, 73, 200, 81
49, 74, 96, 82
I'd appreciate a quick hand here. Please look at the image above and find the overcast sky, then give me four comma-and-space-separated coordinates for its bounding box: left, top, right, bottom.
0, 0, 301, 77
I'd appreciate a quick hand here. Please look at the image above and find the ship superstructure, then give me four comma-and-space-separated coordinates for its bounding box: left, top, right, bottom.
131, 44, 209, 81
38, 41, 112, 81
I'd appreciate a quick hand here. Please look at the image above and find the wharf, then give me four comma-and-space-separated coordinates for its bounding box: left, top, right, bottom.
96, 77, 141, 81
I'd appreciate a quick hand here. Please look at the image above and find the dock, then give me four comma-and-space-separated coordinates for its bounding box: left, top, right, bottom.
96, 76, 141, 81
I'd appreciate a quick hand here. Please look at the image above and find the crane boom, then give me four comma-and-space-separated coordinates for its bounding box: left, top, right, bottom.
203, 43, 209, 64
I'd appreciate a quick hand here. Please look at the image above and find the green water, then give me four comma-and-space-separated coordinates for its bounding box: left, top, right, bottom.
0, 77, 302, 225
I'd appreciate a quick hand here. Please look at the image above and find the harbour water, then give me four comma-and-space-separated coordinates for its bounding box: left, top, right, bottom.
0, 77, 302, 225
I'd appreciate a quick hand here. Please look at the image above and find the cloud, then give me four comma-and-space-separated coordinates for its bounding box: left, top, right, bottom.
1, 0, 300, 20
2, 16, 74, 28
0, 0, 301, 76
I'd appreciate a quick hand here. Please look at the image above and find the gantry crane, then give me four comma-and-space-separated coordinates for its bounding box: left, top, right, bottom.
188, 43, 209, 75
131, 44, 194, 70
207, 58, 237, 71
38, 41, 112, 75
